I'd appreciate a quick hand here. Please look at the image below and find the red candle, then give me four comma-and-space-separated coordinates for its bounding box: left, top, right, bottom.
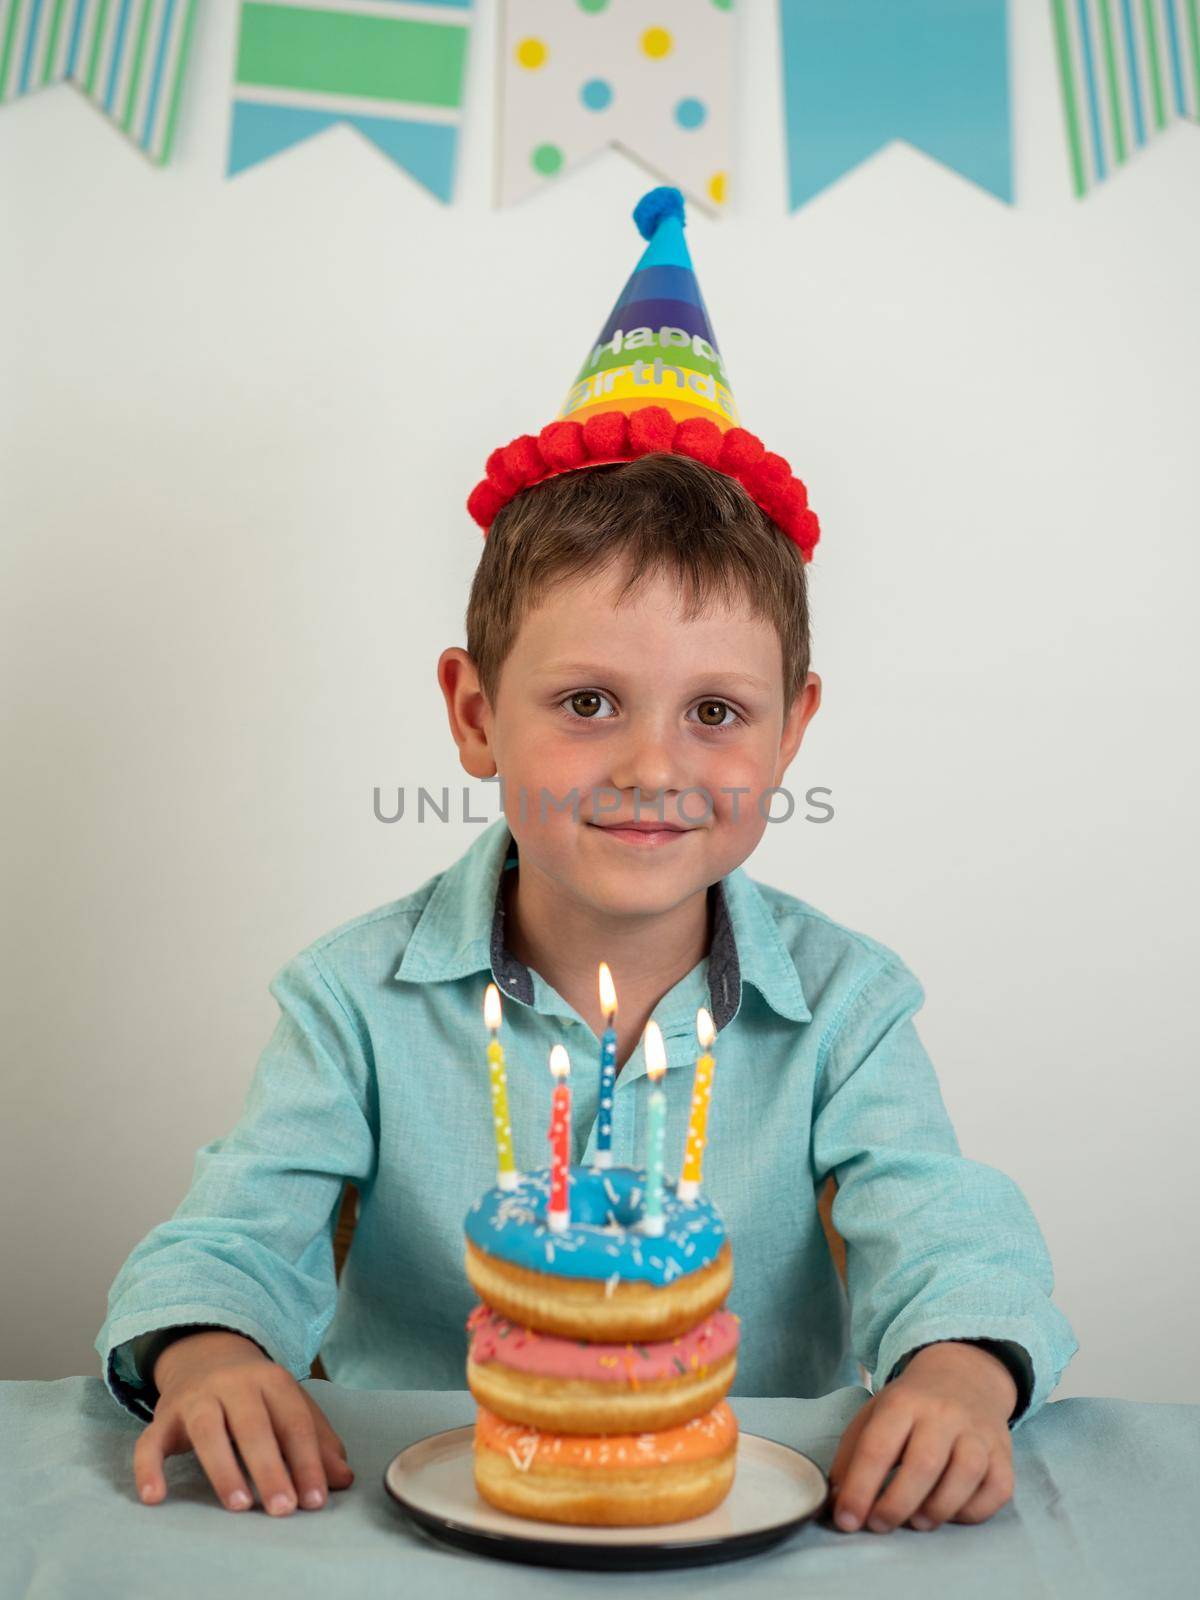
547, 1043, 571, 1232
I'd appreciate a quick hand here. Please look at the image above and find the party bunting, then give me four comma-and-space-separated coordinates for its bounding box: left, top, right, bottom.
228, 0, 473, 201
1, 0, 197, 165
779, 0, 1013, 209
1050, 0, 1200, 197
73, 0, 198, 164
1, 0, 77, 99
497, 0, 734, 216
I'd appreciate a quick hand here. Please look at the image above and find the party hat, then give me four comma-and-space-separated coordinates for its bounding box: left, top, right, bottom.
467, 187, 819, 560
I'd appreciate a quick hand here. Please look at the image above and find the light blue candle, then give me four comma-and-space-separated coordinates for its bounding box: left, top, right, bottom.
641, 1019, 667, 1235
595, 962, 618, 1167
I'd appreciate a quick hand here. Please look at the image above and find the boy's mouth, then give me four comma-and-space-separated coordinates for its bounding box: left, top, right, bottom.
588, 820, 693, 846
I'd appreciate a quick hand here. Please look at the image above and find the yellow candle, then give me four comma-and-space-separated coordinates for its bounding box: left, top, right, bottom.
484, 983, 519, 1190
678, 1007, 716, 1201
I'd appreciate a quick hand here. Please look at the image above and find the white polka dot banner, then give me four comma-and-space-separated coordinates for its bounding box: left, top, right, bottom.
497, 0, 734, 215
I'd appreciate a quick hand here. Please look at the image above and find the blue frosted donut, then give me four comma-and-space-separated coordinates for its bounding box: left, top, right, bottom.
464, 1163, 726, 1286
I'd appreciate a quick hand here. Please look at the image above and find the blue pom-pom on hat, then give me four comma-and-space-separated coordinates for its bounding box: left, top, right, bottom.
633, 185, 686, 241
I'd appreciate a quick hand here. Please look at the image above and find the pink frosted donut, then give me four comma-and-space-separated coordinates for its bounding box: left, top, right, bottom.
465, 1303, 739, 1434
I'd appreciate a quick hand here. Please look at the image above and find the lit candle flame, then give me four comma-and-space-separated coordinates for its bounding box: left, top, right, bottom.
550, 1042, 571, 1080
484, 982, 502, 1032
643, 1019, 666, 1083
696, 1006, 715, 1049
598, 961, 617, 1019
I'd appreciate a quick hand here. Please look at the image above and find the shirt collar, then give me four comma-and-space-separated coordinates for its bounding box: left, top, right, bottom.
394, 815, 810, 1030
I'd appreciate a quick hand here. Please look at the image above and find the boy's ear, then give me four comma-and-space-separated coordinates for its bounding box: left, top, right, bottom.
774, 672, 822, 784
437, 647, 497, 779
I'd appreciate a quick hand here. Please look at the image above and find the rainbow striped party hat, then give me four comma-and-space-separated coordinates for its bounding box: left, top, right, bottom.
467, 187, 819, 560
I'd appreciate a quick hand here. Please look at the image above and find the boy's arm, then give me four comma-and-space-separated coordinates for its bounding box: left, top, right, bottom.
96, 948, 378, 1422
810, 955, 1078, 1432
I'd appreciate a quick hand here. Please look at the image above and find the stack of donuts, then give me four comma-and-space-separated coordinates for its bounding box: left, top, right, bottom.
462, 1163, 740, 1526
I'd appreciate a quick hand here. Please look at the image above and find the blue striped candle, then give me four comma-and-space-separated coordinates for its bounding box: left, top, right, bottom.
640, 1020, 667, 1237
594, 962, 618, 1168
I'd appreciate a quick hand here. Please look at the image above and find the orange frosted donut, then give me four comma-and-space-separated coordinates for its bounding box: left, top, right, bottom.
473, 1401, 739, 1526
466, 1304, 740, 1433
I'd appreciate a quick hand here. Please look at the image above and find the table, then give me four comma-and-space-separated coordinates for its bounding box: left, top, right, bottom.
2, 1379, 1197, 1598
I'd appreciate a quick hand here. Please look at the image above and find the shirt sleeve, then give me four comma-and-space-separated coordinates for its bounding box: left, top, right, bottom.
810, 956, 1078, 1432
95, 948, 379, 1422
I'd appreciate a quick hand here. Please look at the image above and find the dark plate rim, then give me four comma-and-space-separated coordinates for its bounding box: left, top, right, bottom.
382, 1423, 832, 1571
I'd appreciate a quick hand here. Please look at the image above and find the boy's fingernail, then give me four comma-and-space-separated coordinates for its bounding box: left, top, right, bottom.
302, 1489, 325, 1509
229, 1490, 252, 1511
911, 1514, 933, 1531
836, 1509, 859, 1531
140, 1483, 158, 1503
269, 1493, 296, 1514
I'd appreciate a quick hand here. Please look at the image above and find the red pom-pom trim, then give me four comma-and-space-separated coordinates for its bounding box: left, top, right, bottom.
674, 416, 724, 468
718, 428, 765, 474
501, 434, 546, 488
628, 405, 676, 456
744, 452, 793, 500
485, 446, 520, 497
796, 508, 820, 557
538, 419, 587, 470
582, 411, 628, 459
466, 407, 820, 559
467, 479, 506, 529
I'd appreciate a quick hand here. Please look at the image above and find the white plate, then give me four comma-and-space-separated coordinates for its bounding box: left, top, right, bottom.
384, 1424, 830, 1570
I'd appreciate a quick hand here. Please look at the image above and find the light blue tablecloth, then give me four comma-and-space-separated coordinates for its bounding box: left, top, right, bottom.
2, 1379, 1197, 1598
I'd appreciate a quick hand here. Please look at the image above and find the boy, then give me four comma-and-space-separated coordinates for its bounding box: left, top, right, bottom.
97, 190, 1077, 1536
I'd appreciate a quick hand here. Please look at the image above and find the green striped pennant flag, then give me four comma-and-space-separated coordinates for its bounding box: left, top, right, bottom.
229, 0, 473, 202
1050, 0, 1200, 195
1, 0, 78, 96
0, 0, 198, 165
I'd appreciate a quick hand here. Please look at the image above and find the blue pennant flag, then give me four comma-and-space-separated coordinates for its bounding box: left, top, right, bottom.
779, 0, 1013, 210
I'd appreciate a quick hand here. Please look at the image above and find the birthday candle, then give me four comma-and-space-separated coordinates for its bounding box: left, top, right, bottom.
547, 1043, 572, 1233
677, 1007, 716, 1201
483, 984, 519, 1191
594, 962, 618, 1168
640, 1020, 667, 1236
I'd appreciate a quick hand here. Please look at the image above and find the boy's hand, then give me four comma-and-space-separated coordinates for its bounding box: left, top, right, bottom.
133, 1330, 355, 1514
827, 1341, 1017, 1534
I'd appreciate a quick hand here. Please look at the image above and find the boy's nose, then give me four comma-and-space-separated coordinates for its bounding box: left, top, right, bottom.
606, 741, 676, 806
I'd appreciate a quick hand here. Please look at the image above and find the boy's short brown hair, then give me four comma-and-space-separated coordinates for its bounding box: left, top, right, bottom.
465, 453, 811, 713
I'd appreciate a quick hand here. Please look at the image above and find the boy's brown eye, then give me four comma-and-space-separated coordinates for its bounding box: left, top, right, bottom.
696, 700, 730, 727
569, 692, 603, 718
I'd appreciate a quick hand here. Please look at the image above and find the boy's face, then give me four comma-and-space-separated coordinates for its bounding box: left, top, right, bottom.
442, 559, 820, 921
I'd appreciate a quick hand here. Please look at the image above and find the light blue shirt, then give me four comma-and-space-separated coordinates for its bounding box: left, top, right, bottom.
97, 815, 1078, 1426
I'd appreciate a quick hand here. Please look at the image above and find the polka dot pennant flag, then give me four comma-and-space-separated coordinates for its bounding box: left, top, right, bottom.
1049, 0, 1200, 199
498, 0, 734, 215
0, 0, 199, 165
228, 0, 473, 201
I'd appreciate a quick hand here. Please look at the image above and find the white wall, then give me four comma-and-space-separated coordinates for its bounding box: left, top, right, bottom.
2, 0, 1197, 1403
